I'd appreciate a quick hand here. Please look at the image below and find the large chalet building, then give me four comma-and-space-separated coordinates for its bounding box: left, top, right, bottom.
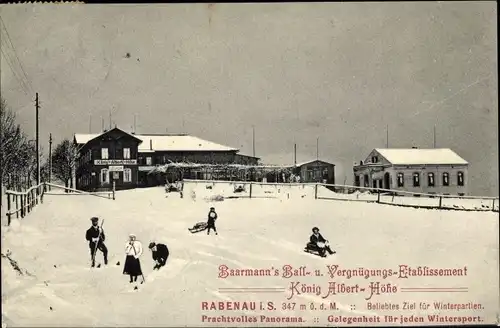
74, 127, 259, 191
353, 148, 469, 196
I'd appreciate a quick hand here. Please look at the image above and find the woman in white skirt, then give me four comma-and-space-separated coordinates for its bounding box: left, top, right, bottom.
123, 234, 143, 283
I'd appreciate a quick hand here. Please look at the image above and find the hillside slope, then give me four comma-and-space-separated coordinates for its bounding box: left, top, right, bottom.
2, 187, 498, 327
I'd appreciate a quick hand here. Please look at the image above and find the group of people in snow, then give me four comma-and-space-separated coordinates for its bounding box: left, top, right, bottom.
85, 206, 219, 285
85, 206, 333, 289
85, 217, 170, 286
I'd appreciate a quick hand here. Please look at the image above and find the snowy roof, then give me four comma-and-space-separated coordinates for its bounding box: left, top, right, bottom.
295, 159, 336, 167
375, 148, 468, 165
74, 129, 238, 152
235, 153, 260, 159
137, 134, 237, 152
74, 134, 98, 145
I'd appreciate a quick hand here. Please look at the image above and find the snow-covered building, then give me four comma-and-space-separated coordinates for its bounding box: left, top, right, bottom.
295, 159, 335, 184
73, 127, 259, 190
353, 148, 469, 196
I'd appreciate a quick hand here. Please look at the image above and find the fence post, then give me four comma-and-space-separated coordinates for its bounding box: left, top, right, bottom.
377, 189, 381, 203
249, 183, 253, 199
27, 192, 30, 213
40, 184, 44, 204
7, 193, 12, 226
15, 195, 19, 219
439, 196, 443, 208
20, 194, 24, 218
35, 186, 38, 205
315, 184, 318, 200
493, 199, 496, 211
112, 181, 116, 200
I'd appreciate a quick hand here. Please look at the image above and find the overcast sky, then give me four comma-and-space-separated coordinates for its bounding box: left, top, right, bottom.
1, 2, 497, 196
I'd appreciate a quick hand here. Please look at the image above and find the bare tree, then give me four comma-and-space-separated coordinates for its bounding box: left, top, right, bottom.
51, 139, 79, 191
1, 98, 37, 211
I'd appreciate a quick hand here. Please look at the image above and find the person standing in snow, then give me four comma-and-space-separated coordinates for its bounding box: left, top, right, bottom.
207, 207, 218, 235
148, 242, 169, 270
123, 234, 143, 284
85, 217, 108, 267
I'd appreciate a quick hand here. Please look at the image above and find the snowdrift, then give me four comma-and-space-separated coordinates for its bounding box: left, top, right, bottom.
1, 186, 498, 326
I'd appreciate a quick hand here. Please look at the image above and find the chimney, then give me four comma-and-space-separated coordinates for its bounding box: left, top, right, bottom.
150, 139, 153, 150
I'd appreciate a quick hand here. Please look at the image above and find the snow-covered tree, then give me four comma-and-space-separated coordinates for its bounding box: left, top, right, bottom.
51, 139, 79, 190
0, 98, 39, 211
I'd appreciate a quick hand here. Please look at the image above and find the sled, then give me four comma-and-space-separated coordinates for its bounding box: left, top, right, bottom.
304, 242, 335, 258
188, 222, 208, 234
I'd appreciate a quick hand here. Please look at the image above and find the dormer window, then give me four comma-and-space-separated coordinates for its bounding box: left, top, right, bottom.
371, 156, 379, 163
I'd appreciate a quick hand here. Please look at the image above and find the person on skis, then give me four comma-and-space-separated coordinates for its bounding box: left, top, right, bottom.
148, 242, 169, 270
308, 227, 335, 257
207, 207, 218, 235
85, 217, 108, 267
123, 234, 143, 285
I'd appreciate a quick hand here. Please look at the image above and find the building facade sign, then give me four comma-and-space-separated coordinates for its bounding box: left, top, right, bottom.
138, 166, 156, 172
109, 165, 124, 172
94, 159, 137, 165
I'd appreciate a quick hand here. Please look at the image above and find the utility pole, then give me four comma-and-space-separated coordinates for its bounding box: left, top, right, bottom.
294, 143, 297, 166
316, 137, 319, 160
89, 114, 92, 133
386, 124, 389, 148
36, 93, 40, 185
49, 133, 52, 185
252, 126, 255, 158
433, 125, 436, 148
101, 117, 104, 132
109, 110, 112, 130
134, 114, 136, 133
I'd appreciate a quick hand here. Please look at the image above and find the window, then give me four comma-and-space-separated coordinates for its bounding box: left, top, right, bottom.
101, 148, 109, 160
363, 174, 369, 187
115, 147, 122, 159
397, 173, 404, 187
124, 168, 132, 183
413, 172, 420, 187
89, 150, 92, 160
443, 172, 449, 186
427, 172, 435, 187
123, 148, 131, 159
354, 175, 360, 186
146, 157, 152, 165
371, 156, 378, 163
457, 171, 464, 186
100, 169, 109, 184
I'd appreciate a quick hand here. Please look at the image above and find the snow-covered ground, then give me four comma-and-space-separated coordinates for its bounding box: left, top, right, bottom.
2, 185, 499, 327
183, 181, 499, 211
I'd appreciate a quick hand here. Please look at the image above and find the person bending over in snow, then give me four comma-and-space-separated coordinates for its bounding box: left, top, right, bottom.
308, 227, 335, 257
85, 217, 108, 267
148, 242, 169, 270
123, 234, 143, 284
207, 207, 218, 235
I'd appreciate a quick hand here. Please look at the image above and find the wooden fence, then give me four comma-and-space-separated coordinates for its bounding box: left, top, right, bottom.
4, 182, 115, 226
5, 183, 46, 225
182, 179, 499, 212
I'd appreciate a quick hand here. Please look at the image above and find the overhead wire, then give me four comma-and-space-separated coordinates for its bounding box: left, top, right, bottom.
0, 16, 34, 94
